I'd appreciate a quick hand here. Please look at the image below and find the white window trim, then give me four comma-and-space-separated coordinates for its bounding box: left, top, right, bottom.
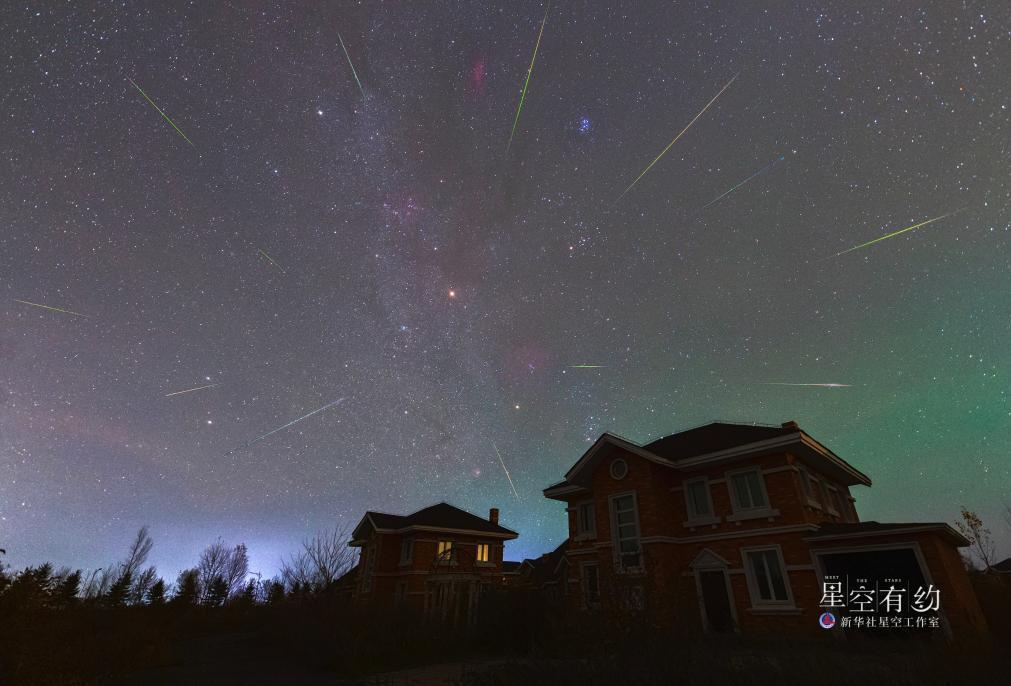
574, 500, 597, 540
683, 477, 720, 527
798, 466, 823, 509
690, 551, 739, 633
609, 458, 629, 480
741, 544, 795, 608
579, 561, 601, 609
608, 490, 643, 573
824, 485, 841, 516
725, 467, 773, 516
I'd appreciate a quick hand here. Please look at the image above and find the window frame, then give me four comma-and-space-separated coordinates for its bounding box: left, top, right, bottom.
580, 561, 601, 609
798, 466, 823, 508
608, 490, 642, 572
436, 540, 456, 564
399, 538, 413, 566
726, 467, 771, 514
476, 543, 490, 563
741, 545, 794, 608
683, 477, 717, 524
575, 500, 597, 538
824, 485, 841, 516
609, 458, 629, 480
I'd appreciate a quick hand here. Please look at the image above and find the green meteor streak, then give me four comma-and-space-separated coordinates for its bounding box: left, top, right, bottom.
14, 299, 90, 318
257, 248, 287, 274
506, 2, 550, 155
338, 32, 365, 99
826, 210, 963, 259
127, 77, 194, 147
616, 72, 739, 202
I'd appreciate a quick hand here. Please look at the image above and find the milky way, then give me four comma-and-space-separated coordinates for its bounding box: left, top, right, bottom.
2, 2, 1009, 580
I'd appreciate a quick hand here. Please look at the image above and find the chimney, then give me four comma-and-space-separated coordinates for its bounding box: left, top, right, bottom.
489, 507, 500, 525
781, 420, 799, 430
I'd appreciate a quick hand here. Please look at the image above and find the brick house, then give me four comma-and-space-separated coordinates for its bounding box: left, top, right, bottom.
346, 502, 517, 624
543, 421, 989, 640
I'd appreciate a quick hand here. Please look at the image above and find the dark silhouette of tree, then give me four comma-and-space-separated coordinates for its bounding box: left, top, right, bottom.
196, 539, 249, 602
955, 507, 997, 570
280, 527, 355, 595
203, 576, 228, 607
53, 568, 82, 608
105, 570, 133, 607
173, 568, 200, 605
147, 578, 167, 605
129, 566, 158, 605
120, 526, 154, 580
264, 578, 286, 605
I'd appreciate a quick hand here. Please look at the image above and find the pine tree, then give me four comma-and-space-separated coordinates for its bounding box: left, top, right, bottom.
147, 578, 167, 605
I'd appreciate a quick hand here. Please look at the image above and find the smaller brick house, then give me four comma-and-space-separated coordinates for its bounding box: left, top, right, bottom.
346, 502, 517, 625
543, 421, 989, 641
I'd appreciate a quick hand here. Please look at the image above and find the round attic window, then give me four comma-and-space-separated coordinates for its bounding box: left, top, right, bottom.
609, 458, 628, 480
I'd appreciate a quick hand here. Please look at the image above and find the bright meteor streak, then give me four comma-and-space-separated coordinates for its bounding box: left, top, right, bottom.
701, 155, 785, 210
338, 32, 365, 99
14, 299, 90, 318
826, 210, 963, 259
257, 248, 286, 274
127, 77, 194, 147
506, 2, 550, 155
227, 397, 345, 454
759, 383, 853, 388
493, 441, 522, 502
165, 383, 220, 397
616, 72, 739, 202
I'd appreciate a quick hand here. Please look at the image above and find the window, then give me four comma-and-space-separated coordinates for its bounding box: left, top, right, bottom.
576, 501, 596, 536
729, 469, 768, 511
476, 543, 490, 563
684, 478, 713, 519
400, 538, 413, 565
744, 548, 791, 605
824, 486, 841, 515
832, 489, 848, 519
394, 581, 408, 605
436, 540, 455, 562
581, 563, 600, 608
610, 493, 641, 570
609, 458, 628, 480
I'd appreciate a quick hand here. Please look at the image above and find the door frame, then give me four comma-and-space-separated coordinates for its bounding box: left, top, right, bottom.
691, 549, 739, 634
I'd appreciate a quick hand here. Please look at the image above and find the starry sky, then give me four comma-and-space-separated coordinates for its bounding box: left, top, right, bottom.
2, 1, 1010, 580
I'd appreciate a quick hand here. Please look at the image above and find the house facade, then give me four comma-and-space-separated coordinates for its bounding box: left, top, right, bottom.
543, 421, 989, 641
346, 502, 517, 625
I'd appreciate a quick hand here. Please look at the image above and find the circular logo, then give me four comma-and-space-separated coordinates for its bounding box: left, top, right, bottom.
819, 612, 837, 629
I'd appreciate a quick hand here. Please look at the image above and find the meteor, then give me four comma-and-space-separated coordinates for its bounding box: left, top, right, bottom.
506, 2, 550, 155
493, 441, 522, 502
165, 383, 220, 397
759, 383, 853, 388
701, 155, 785, 210
825, 210, 963, 259
227, 397, 345, 454
338, 32, 365, 99
257, 248, 286, 274
127, 77, 194, 147
14, 299, 89, 318
616, 72, 739, 202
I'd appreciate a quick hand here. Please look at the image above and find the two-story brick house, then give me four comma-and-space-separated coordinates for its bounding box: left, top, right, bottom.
543, 421, 988, 640
346, 502, 517, 625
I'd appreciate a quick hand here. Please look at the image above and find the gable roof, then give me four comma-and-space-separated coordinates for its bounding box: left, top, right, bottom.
351, 501, 518, 544
994, 558, 1011, 573
545, 420, 871, 499
521, 540, 569, 586
644, 422, 797, 461
806, 521, 969, 547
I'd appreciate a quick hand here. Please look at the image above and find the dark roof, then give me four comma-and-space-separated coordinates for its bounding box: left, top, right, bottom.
644, 422, 797, 461
501, 560, 523, 574
364, 502, 518, 537
523, 541, 569, 586
807, 521, 968, 546
992, 558, 1011, 573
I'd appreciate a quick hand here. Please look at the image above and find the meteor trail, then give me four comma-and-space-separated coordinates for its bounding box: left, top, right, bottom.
165, 383, 220, 397
701, 155, 785, 210
506, 2, 550, 155
14, 299, 90, 318
493, 441, 522, 502
825, 210, 963, 259
338, 32, 365, 99
227, 397, 345, 454
257, 248, 286, 274
616, 72, 739, 202
759, 383, 853, 388
127, 77, 194, 147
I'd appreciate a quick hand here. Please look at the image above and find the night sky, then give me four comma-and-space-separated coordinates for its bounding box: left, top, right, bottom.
2, 2, 1009, 581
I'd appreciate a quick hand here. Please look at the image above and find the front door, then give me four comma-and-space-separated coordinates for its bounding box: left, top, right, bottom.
699, 570, 735, 633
